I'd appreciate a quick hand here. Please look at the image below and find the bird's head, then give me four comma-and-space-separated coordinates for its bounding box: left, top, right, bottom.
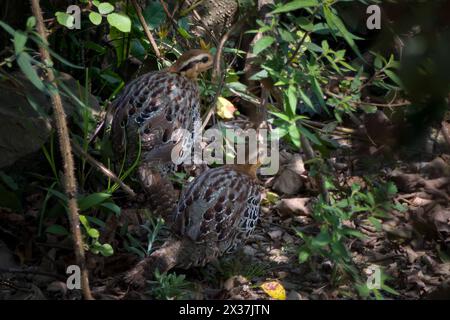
168, 49, 213, 79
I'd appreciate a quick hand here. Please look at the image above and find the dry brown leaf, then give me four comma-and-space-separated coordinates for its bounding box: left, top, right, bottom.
276, 197, 311, 217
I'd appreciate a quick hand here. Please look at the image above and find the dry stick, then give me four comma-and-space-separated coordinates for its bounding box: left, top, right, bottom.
71, 141, 136, 198
29, 0, 93, 300
300, 135, 330, 203
131, 0, 161, 59
202, 20, 246, 130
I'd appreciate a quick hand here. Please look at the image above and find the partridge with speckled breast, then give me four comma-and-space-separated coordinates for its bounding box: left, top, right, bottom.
111, 49, 213, 220
123, 163, 261, 286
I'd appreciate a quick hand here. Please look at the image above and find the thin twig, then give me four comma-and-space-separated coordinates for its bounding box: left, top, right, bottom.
71, 140, 136, 198
202, 19, 246, 130
29, 0, 93, 300
131, 0, 161, 59
212, 18, 246, 81
300, 135, 330, 202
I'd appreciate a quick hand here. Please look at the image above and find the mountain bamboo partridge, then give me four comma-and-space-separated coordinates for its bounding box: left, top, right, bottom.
124, 163, 261, 286
110, 49, 213, 219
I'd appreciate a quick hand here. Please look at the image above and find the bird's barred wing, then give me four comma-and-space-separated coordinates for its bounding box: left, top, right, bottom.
111, 72, 199, 165
173, 167, 260, 253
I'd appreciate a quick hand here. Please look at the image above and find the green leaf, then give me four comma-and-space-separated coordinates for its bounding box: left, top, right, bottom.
46, 225, 69, 236
0, 171, 18, 191
26, 17, 36, 30
107, 13, 131, 33
288, 124, 301, 148
143, 1, 166, 29
16, 52, 46, 91
298, 124, 321, 145
299, 88, 316, 112
368, 217, 382, 231
100, 202, 121, 216
270, 111, 291, 122
55, 12, 75, 28
29, 34, 83, 69
178, 26, 193, 39
271, 0, 319, 14
78, 192, 111, 211
87, 227, 100, 239
381, 284, 399, 296
311, 228, 331, 248
253, 36, 275, 55
0, 184, 22, 211
323, 6, 363, 60
385, 70, 403, 87
249, 69, 268, 81
98, 243, 114, 256
98, 2, 114, 14
287, 85, 298, 116
298, 249, 310, 264
89, 12, 103, 25
0, 20, 16, 36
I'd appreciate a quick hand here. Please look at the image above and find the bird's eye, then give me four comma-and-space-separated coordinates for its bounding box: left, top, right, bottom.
201, 56, 209, 63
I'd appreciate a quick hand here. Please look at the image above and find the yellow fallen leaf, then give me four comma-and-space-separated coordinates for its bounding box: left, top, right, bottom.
216, 97, 237, 120
262, 191, 279, 206
260, 281, 286, 300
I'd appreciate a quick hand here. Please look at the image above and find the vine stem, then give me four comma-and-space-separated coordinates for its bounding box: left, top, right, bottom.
131, 0, 161, 59
30, 0, 93, 300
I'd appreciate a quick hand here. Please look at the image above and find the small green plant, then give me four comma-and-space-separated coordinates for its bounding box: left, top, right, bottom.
123, 215, 165, 258
296, 176, 402, 298
148, 270, 193, 300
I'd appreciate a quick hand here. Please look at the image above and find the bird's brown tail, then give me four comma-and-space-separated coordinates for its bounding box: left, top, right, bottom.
123, 239, 183, 288
137, 164, 179, 224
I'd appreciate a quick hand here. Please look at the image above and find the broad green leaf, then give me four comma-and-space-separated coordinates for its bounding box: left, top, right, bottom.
0, 20, 15, 36
381, 284, 400, 296
368, 217, 382, 231
29, 34, 83, 69
100, 202, 121, 216
253, 36, 275, 55
78, 192, 111, 211
287, 85, 298, 116
177, 27, 192, 39
270, 111, 291, 122
0, 171, 18, 191
298, 124, 321, 145
107, 13, 131, 33
311, 228, 331, 248
89, 12, 102, 25
143, 1, 166, 29
288, 124, 301, 148
16, 52, 46, 91
87, 227, 100, 239
323, 6, 363, 60
55, 12, 75, 28
330, 241, 349, 258
271, 0, 319, 14
299, 88, 316, 112
46, 225, 69, 236
385, 70, 403, 87
311, 76, 326, 111
298, 249, 310, 264
98, 2, 114, 14
249, 69, 268, 80
26, 17, 36, 30
98, 243, 114, 256
0, 184, 22, 212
